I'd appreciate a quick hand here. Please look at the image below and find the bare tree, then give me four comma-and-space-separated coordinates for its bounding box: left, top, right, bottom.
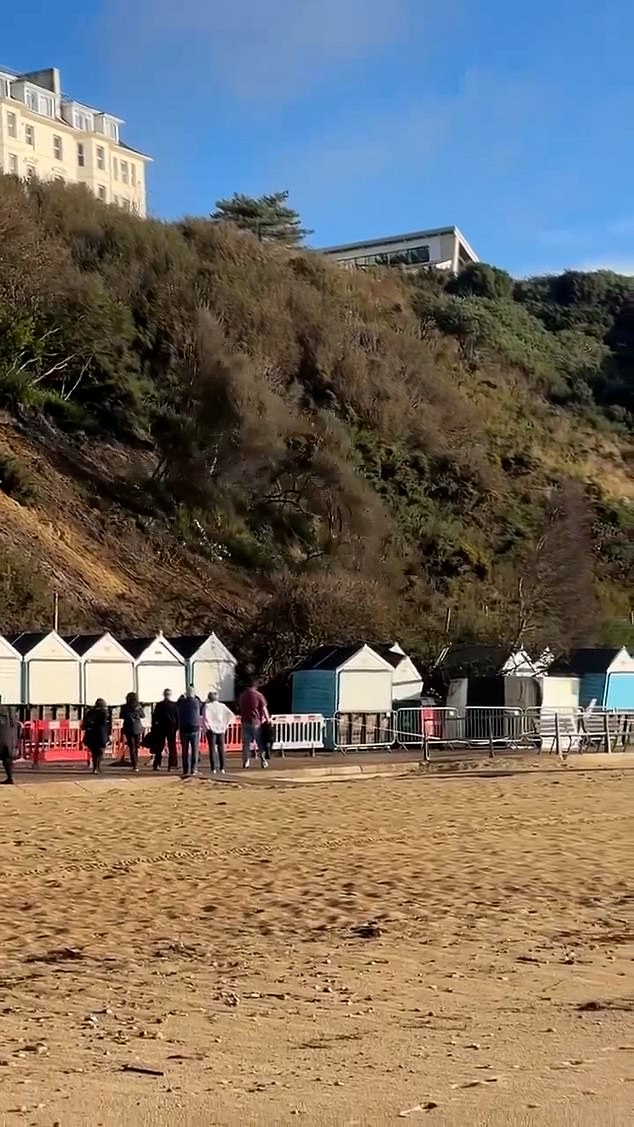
513, 480, 600, 653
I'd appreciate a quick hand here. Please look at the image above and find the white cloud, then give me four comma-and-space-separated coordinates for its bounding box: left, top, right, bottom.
571, 259, 634, 275
107, 0, 424, 101
515, 257, 634, 279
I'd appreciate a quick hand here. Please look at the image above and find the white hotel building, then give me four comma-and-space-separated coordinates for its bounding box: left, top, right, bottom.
0, 66, 150, 216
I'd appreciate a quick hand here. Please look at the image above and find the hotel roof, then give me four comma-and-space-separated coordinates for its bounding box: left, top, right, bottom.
322, 225, 478, 261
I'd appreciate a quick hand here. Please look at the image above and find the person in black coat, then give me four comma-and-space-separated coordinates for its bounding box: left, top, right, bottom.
150, 689, 179, 772
0, 696, 19, 785
120, 692, 145, 771
83, 699, 110, 774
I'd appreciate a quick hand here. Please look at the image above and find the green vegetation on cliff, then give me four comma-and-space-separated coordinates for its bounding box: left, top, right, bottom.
0, 176, 631, 670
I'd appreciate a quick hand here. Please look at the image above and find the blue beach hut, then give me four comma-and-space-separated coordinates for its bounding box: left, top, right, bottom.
550, 647, 634, 710
291, 643, 395, 716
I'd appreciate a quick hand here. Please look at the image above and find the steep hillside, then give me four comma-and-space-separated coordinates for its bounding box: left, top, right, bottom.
0, 176, 632, 673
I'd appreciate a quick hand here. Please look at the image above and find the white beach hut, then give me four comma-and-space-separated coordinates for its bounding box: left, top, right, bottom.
0, 635, 22, 704
168, 635, 237, 702
119, 634, 187, 703
374, 643, 423, 703
9, 631, 82, 705
66, 634, 136, 706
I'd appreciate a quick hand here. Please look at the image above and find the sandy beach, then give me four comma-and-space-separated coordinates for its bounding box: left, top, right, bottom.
0, 761, 632, 1125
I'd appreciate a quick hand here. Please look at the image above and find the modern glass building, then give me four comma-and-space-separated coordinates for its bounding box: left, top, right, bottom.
321, 226, 478, 274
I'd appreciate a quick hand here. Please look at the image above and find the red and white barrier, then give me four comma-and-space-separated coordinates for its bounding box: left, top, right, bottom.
272, 714, 325, 754
21, 720, 90, 766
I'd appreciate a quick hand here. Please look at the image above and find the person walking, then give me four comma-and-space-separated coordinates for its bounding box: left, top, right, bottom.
202, 691, 234, 775
150, 689, 179, 772
0, 695, 18, 785
177, 685, 202, 778
260, 706, 274, 765
83, 699, 110, 774
120, 692, 145, 772
238, 678, 269, 769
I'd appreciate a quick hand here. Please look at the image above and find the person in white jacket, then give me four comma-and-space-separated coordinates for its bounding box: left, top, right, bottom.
202, 691, 235, 774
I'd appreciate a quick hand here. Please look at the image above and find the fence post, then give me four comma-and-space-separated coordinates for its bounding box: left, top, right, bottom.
554, 712, 561, 758
423, 732, 430, 763
487, 716, 495, 759
32, 724, 41, 769
603, 712, 612, 754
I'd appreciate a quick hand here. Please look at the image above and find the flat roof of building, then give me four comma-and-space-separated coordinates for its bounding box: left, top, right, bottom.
322, 225, 478, 262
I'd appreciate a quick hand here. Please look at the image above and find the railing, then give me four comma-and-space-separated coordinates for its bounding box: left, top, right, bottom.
331, 707, 633, 757
13, 706, 634, 765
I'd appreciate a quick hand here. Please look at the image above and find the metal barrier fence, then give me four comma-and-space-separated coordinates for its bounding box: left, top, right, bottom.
18, 713, 326, 766
15, 706, 634, 765
336, 707, 634, 756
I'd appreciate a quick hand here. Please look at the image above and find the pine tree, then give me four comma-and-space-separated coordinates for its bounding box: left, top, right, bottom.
211, 191, 311, 246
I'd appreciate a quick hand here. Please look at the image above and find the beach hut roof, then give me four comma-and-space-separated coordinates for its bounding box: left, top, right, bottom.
168, 635, 209, 659
118, 635, 184, 662
168, 634, 237, 662
64, 633, 134, 659
8, 631, 77, 658
63, 634, 104, 655
373, 643, 421, 673
549, 647, 625, 675
293, 643, 394, 672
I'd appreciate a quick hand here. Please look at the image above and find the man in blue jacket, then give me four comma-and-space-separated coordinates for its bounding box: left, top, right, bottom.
177, 685, 203, 778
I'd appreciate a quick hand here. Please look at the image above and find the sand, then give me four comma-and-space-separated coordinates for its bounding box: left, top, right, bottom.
0, 763, 632, 1125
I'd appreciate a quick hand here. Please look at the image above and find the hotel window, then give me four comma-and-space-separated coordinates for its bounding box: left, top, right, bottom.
106, 119, 118, 141
121, 197, 131, 212
8, 153, 18, 175
74, 110, 93, 131
26, 89, 38, 112
77, 142, 85, 168
355, 244, 431, 268
98, 185, 106, 201
121, 160, 129, 184
53, 135, 63, 160
25, 124, 35, 147
7, 111, 17, 138
130, 164, 137, 186
96, 145, 105, 170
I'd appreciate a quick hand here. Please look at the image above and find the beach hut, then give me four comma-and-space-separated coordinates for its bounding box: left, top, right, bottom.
9, 632, 81, 705
443, 646, 540, 713
374, 643, 423, 703
539, 670, 580, 713
168, 635, 237, 702
0, 635, 22, 704
66, 634, 136, 706
549, 647, 634, 710
119, 634, 187, 703
291, 643, 395, 715
441, 646, 541, 742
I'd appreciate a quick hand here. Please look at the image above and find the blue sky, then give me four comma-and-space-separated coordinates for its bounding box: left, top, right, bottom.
4, 0, 634, 275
